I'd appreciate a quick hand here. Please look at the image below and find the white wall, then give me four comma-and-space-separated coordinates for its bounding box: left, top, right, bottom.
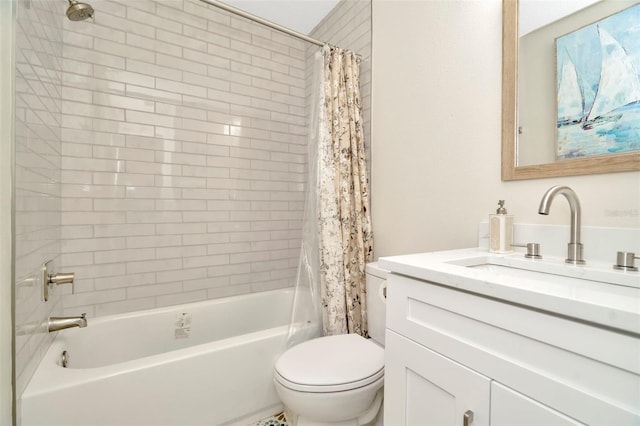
0, 0, 15, 422
13, 0, 63, 405
60, 0, 309, 317
371, 0, 640, 258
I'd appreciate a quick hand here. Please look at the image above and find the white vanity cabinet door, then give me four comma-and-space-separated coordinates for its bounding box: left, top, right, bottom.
491, 382, 585, 426
384, 330, 491, 426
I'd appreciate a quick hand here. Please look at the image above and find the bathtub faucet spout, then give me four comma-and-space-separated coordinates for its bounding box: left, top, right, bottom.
48, 313, 87, 332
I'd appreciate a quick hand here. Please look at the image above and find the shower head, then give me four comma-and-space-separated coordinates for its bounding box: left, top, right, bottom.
66, 0, 94, 21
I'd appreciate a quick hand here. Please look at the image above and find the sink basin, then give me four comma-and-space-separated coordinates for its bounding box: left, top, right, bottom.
446, 255, 639, 289
468, 263, 582, 281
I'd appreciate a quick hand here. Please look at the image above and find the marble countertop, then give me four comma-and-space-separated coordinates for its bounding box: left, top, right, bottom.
378, 248, 640, 335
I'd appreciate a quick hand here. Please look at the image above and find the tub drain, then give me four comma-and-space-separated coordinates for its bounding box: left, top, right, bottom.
61, 350, 69, 368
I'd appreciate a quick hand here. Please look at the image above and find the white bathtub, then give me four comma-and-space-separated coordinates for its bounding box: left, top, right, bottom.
21, 288, 294, 426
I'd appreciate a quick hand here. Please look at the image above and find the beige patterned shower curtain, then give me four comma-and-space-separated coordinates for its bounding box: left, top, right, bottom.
318, 45, 373, 337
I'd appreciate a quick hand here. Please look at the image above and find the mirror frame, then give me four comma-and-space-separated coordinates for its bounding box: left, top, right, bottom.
501, 0, 640, 181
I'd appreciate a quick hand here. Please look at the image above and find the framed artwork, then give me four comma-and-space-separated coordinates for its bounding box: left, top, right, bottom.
555, 4, 640, 160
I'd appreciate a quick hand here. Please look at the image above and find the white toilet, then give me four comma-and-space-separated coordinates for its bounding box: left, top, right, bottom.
274, 263, 388, 426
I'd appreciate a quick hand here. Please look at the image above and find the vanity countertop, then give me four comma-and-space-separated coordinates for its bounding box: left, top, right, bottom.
378, 248, 640, 335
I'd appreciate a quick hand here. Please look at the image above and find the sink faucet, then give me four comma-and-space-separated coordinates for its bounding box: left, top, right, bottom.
538, 185, 585, 265
48, 313, 87, 332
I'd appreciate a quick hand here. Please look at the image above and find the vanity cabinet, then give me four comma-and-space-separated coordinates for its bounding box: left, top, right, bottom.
383, 273, 640, 425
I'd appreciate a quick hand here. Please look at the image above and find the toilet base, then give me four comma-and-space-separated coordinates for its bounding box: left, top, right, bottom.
282, 388, 383, 426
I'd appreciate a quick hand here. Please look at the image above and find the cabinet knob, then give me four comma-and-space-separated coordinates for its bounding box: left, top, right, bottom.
463, 410, 474, 426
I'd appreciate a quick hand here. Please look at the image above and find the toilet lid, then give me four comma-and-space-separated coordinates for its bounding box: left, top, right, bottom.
274, 334, 384, 392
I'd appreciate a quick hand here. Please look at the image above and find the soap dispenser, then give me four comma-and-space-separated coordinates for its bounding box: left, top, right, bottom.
489, 200, 513, 253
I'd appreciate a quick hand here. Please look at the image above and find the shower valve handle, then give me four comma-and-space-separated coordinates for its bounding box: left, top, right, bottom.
43, 260, 76, 302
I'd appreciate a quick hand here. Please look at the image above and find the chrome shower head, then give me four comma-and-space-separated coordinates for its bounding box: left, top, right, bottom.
66, 0, 94, 21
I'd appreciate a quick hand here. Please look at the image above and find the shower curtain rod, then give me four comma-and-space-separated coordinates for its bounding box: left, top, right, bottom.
198, 0, 325, 47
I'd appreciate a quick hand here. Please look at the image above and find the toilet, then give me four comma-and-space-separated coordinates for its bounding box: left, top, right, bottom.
274, 263, 388, 426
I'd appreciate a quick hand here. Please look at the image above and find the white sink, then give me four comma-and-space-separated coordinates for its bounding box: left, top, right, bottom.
446, 254, 640, 289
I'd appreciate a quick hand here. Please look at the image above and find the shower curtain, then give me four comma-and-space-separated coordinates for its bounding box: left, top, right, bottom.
287, 45, 373, 345
286, 50, 324, 347
318, 45, 373, 337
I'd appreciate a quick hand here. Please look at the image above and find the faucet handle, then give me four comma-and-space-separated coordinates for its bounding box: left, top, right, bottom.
511, 242, 542, 259
613, 251, 639, 271
42, 259, 76, 302
49, 272, 75, 286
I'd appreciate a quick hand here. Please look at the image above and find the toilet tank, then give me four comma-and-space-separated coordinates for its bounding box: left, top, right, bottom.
365, 262, 388, 347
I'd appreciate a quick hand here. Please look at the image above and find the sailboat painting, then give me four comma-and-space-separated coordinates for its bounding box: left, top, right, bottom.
555, 4, 640, 160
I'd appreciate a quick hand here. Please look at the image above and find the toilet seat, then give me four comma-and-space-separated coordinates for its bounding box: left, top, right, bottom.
274, 334, 384, 393
274, 367, 384, 393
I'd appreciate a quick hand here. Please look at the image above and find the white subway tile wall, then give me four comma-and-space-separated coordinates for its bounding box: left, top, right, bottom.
60, 0, 315, 317
13, 0, 371, 400
14, 0, 63, 398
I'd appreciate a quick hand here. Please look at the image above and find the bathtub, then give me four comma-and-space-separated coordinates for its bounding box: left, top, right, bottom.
21, 288, 294, 426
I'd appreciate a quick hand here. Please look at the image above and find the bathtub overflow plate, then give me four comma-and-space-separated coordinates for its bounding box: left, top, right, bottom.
61, 350, 69, 368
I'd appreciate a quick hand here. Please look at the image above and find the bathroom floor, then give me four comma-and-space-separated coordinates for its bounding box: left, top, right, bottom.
250, 411, 288, 426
